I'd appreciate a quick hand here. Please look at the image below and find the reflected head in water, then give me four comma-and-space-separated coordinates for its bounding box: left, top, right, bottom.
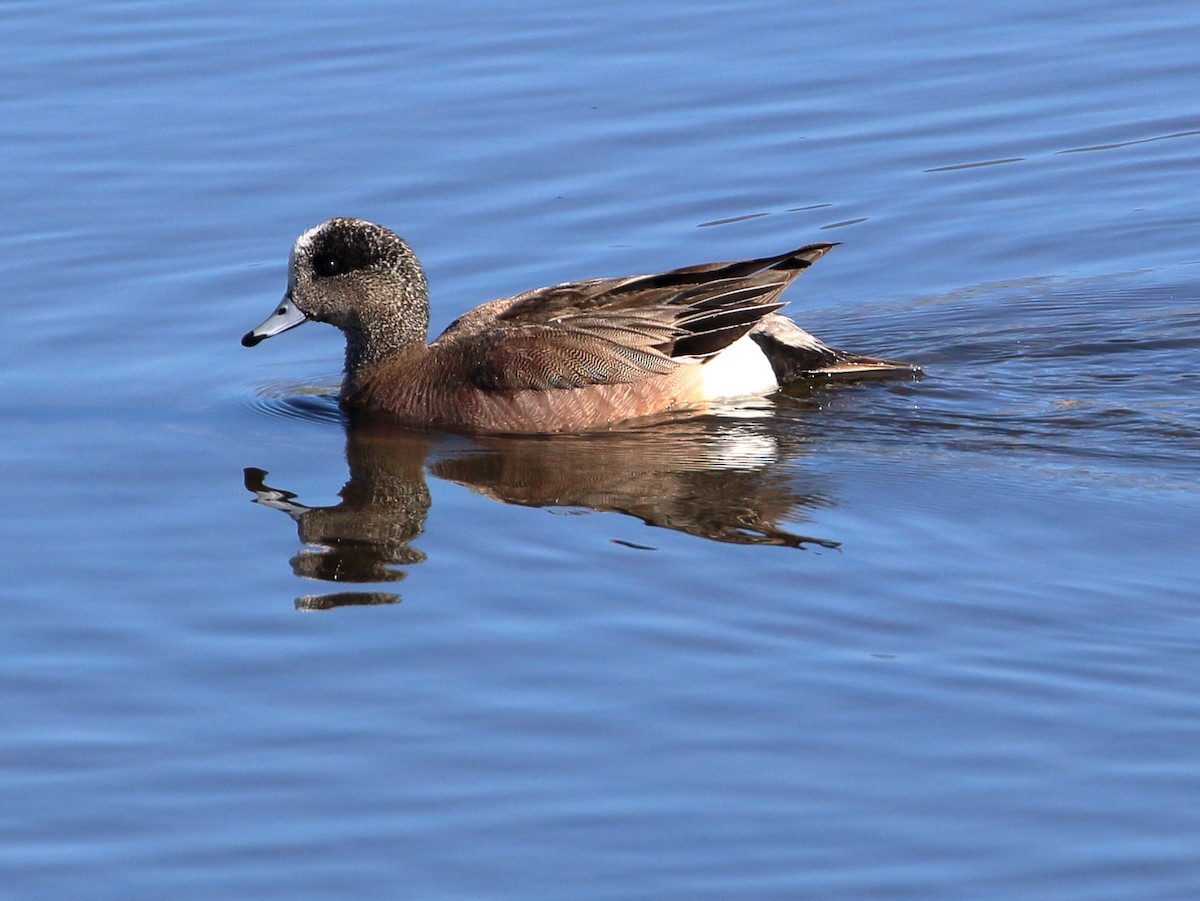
242, 218, 917, 434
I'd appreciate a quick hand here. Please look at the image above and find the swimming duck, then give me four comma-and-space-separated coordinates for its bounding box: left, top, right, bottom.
243, 218, 913, 433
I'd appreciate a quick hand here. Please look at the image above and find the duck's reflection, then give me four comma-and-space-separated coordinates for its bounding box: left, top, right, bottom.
245, 404, 840, 609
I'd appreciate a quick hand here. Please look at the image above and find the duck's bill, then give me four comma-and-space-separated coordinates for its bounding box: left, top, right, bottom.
242, 295, 309, 347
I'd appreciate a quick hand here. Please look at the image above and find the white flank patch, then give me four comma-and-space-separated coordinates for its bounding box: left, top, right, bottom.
698, 333, 778, 401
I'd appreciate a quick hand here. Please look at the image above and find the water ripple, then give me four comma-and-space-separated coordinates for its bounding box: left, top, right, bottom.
802, 272, 1200, 480
247, 381, 344, 425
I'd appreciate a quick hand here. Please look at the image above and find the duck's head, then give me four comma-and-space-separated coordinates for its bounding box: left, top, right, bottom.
242, 218, 430, 365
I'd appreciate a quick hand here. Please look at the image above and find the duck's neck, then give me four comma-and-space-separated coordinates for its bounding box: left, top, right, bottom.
344, 328, 426, 391
341, 290, 430, 378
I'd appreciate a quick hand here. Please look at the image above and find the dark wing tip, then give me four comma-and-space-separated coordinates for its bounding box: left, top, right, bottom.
770, 242, 839, 272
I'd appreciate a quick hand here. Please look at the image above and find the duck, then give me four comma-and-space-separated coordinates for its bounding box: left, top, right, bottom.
242, 218, 914, 434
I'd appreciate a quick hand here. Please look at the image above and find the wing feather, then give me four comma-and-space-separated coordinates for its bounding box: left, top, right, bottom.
435, 243, 836, 392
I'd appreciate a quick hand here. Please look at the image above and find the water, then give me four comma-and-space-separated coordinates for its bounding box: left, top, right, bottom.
3, 0, 1199, 897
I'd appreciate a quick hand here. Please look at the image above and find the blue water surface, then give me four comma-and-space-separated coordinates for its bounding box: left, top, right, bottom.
2, 0, 1199, 898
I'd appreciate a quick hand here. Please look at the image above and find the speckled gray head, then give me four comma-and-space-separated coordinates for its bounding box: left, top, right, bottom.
241, 218, 428, 354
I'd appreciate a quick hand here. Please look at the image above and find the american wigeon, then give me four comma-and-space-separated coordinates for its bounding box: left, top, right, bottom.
243, 218, 914, 433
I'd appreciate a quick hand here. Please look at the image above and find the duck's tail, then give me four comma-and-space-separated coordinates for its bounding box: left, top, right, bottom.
748, 313, 919, 382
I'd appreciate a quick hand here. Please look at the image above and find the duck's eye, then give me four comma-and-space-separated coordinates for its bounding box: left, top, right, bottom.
313, 253, 341, 278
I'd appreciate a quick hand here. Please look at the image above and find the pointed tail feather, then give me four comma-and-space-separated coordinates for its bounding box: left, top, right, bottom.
748, 313, 918, 382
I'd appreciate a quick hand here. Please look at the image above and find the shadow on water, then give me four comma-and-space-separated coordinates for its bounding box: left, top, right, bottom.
244, 404, 844, 610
